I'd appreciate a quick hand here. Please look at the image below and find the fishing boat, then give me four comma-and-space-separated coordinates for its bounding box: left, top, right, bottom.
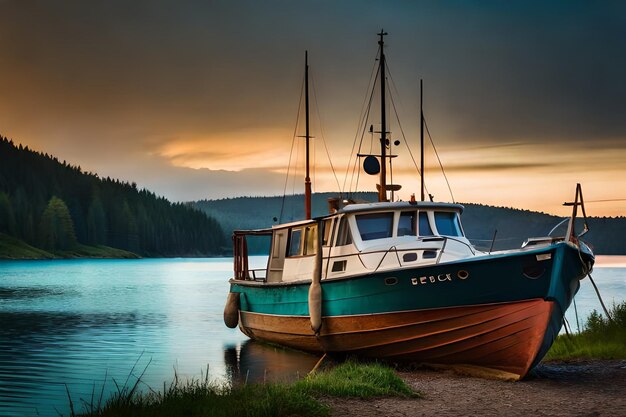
223, 32, 595, 380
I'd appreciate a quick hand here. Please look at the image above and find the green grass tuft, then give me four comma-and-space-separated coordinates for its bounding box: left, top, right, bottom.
296, 360, 418, 398
545, 301, 626, 361
77, 360, 417, 417
94, 382, 329, 417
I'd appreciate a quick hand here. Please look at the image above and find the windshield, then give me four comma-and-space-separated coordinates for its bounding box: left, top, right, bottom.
419, 212, 434, 236
355, 212, 394, 241
434, 212, 463, 237
398, 211, 417, 236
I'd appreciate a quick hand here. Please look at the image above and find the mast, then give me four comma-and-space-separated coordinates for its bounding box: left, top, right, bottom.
378, 30, 388, 202
304, 51, 312, 219
420, 79, 425, 201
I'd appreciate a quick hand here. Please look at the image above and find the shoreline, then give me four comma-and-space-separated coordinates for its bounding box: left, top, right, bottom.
325, 360, 626, 416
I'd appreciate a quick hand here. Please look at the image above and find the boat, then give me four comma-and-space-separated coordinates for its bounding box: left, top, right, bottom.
223, 32, 595, 380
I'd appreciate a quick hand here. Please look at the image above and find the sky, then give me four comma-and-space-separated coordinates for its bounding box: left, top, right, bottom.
1, 0, 625, 217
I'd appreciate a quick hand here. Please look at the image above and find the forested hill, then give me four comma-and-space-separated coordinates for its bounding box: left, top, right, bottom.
194, 193, 626, 255
0, 135, 225, 258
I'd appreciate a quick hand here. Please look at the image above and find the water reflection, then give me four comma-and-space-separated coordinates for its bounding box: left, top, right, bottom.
0, 311, 163, 337
224, 340, 320, 384
0, 257, 623, 417
0, 286, 69, 299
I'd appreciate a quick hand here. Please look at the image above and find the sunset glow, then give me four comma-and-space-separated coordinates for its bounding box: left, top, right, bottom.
0, 1, 624, 216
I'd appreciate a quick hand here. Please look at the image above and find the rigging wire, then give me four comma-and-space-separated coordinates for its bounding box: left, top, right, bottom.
385, 63, 431, 199
313, 133, 316, 194
279, 73, 305, 223
387, 81, 429, 198
291, 131, 302, 200
588, 272, 614, 322
423, 117, 455, 203
386, 61, 455, 202
310, 72, 342, 196
349, 69, 378, 197
344, 46, 381, 197
584, 198, 626, 203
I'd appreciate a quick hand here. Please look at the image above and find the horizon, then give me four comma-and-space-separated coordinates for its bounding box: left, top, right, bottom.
1, 1, 625, 217
5, 135, 623, 219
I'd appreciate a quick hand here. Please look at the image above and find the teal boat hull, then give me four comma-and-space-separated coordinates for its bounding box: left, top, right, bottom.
228, 242, 593, 378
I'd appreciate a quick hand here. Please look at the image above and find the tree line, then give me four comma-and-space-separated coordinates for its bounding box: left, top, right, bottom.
194, 193, 626, 255
0, 135, 226, 256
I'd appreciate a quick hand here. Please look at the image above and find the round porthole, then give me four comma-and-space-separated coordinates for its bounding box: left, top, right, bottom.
384, 277, 398, 286
457, 270, 469, 280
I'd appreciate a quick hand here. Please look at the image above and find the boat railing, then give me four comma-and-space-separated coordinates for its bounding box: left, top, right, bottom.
368, 236, 477, 273
441, 236, 477, 256
233, 229, 272, 281
371, 245, 402, 271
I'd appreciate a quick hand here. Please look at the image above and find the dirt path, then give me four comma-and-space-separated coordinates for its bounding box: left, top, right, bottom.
325, 360, 626, 416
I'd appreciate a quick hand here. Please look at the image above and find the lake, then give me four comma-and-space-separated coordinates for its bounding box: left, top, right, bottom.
1, 256, 624, 416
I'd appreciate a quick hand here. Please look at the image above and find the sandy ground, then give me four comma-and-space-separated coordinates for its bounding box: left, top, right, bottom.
324, 360, 626, 417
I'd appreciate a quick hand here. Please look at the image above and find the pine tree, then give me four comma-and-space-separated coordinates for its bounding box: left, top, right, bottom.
38, 196, 77, 250
86, 194, 107, 245
0, 191, 16, 235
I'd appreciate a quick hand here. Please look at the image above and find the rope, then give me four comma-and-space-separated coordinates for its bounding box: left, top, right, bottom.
575, 237, 614, 323
573, 296, 581, 333
562, 315, 572, 337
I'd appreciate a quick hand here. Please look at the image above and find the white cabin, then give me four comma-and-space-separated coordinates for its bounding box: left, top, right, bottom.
233, 201, 481, 283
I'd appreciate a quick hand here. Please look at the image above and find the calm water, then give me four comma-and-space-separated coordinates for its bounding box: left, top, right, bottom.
0, 257, 318, 417
0, 257, 625, 416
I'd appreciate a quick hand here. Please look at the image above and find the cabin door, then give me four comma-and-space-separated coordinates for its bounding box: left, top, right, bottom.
267, 229, 288, 282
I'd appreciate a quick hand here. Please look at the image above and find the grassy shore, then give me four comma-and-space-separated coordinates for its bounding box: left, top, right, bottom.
68, 303, 626, 416
0, 232, 56, 259
0, 233, 139, 259
74, 361, 417, 417
545, 301, 626, 361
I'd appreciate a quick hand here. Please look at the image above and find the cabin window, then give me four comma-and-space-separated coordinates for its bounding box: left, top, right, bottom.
398, 211, 417, 236
322, 219, 334, 246
356, 212, 394, 241
304, 225, 317, 255
419, 212, 434, 236
434, 212, 462, 237
335, 217, 353, 246
288, 228, 302, 256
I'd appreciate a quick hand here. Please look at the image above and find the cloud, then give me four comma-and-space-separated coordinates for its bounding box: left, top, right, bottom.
1, 1, 625, 216
443, 162, 552, 172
